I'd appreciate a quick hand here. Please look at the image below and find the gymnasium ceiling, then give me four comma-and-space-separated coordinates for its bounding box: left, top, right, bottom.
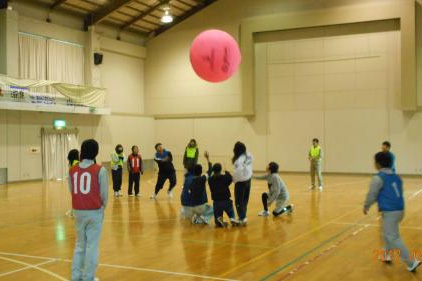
24, 0, 217, 38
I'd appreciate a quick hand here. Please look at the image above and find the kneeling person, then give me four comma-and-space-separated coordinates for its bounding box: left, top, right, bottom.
255, 162, 293, 217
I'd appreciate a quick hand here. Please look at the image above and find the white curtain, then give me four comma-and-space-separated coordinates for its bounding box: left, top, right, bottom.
42, 130, 78, 181
47, 39, 84, 85
19, 33, 47, 80
19, 33, 48, 94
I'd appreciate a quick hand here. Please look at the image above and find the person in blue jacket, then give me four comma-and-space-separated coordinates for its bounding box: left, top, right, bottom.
363, 151, 420, 272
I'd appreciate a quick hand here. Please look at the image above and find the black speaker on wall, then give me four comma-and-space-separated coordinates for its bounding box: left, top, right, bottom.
94, 53, 103, 65
0, 0, 8, 9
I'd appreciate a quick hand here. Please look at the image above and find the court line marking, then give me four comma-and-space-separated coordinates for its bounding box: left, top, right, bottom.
260, 185, 422, 280
0, 260, 55, 278
0, 255, 66, 281
330, 221, 422, 231
220, 183, 422, 278
273, 223, 370, 281
0, 251, 239, 281
218, 206, 361, 277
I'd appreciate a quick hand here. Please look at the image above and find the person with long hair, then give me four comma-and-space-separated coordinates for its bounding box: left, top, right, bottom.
69, 139, 108, 281
232, 141, 253, 226
183, 139, 199, 172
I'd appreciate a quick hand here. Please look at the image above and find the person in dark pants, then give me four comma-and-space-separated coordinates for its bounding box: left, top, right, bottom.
232, 141, 253, 226
111, 144, 125, 197
150, 143, 177, 199
183, 139, 199, 172
188, 151, 213, 224
208, 163, 239, 227
127, 145, 143, 197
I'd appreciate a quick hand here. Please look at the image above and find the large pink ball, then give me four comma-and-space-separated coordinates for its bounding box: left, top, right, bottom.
189, 29, 241, 83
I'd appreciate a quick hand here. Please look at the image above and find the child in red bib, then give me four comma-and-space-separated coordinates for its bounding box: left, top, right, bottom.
127, 145, 143, 197
69, 139, 108, 281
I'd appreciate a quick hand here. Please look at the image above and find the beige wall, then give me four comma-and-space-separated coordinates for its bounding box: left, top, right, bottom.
149, 0, 422, 175
0, 11, 154, 182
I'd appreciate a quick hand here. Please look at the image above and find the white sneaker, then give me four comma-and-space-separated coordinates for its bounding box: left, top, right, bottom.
167, 190, 174, 199
240, 218, 247, 226
258, 210, 270, 217
191, 214, 198, 224
114, 192, 118, 197
318, 186, 323, 191
230, 218, 240, 227
129, 194, 134, 197
150, 193, 157, 200
118, 190, 123, 197
407, 259, 421, 272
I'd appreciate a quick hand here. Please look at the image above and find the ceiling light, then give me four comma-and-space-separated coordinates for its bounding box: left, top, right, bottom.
161, 6, 173, 23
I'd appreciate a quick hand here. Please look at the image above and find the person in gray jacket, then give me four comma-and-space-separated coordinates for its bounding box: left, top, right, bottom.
254, 162, 293, 217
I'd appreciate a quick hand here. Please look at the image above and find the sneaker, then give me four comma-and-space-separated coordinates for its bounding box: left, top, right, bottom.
258, 210, 270, 217
129, 194, 134, 197
118, 190, 123, 197
318, 186, 323, 192
377, 253, 392, 263
230, 218, 240, 227
407, 259, 421, 272
150, 193, 157, 200
167, 190, 174, 199
191, 214, 198, 224
240, 218, 247, 226
199, 215, 209, 225
114, 192, 118, 197
217, 216, 228, 227
286, 204, 294, 215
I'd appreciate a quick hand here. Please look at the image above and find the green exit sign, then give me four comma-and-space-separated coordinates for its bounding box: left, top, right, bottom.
53, 119, 66, 129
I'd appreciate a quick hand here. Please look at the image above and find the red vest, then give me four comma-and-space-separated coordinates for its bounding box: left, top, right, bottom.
128, 154, 142, 173
70, 164, 102, 210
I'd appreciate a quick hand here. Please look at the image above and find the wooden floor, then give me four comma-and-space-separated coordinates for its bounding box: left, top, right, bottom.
0, 172, 422, 281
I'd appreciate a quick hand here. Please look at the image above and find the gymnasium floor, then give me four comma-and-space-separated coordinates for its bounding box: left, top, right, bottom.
0, 172, 421, 281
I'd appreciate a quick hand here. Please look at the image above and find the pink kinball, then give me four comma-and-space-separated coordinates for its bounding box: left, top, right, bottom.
189, 29, 241, 83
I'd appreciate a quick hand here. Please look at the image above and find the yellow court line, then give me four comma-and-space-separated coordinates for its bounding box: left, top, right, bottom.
219, 206, 361, 277
0, 255, 67, 281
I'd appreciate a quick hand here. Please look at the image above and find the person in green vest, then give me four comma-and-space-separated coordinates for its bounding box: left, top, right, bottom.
309, 138, 323, 191
183, 139, 199, 172
111, 144, 125, 197
68, 149, 80, 168
67, 149, 80, 218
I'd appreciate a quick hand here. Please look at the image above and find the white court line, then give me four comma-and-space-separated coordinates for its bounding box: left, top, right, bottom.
330, 221, 422, 231
0, 251, 239, 281
408, 188, 422, 200
0, 255, 67, 281
0, 259, 55, 278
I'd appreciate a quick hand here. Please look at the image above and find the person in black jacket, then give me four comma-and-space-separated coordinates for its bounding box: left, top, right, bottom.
188, 151, 213, 224
150, 143, 177, 199
208, 163, 239, 227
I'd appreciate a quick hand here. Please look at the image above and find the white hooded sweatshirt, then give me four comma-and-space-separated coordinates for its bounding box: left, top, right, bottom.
233, 152, 254, 183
